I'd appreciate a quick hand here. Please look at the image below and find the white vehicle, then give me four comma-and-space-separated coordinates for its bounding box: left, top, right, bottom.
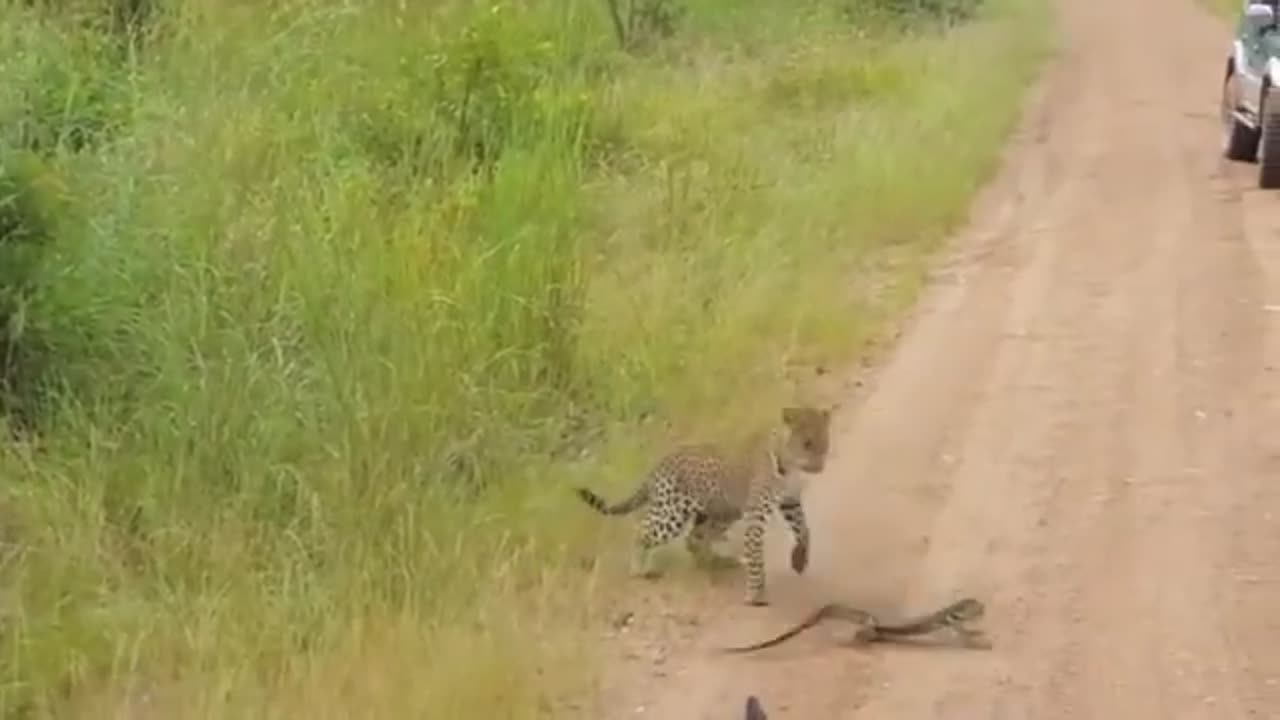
1222, 1, 1280, 187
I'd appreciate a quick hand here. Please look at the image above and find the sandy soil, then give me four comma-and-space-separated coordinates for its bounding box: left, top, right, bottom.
586, 0, 1280, 717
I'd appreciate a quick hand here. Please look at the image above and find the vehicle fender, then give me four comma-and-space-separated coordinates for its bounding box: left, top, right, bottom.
1233, 40, 1249, 76
1268, 56, 1280, 88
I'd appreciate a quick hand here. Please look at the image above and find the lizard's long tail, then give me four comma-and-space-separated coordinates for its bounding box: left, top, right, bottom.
719, 606, 837, 653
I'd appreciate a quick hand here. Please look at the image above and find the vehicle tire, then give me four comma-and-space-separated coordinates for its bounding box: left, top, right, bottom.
1223, 71, 1260, 161
1259, 86, 1280, 188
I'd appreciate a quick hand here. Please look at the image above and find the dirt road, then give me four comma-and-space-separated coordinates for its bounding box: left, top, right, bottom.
592, 0, 1280, 717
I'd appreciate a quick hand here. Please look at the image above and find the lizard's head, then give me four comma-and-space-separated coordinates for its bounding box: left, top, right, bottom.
744, 695, 768, 720
949, 597, 986, 622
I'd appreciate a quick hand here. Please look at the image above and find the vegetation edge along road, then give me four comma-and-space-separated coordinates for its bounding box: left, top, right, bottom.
0, 0, 1050, 716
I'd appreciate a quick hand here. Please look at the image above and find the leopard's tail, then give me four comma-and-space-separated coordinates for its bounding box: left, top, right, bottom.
573, 482, 650, 516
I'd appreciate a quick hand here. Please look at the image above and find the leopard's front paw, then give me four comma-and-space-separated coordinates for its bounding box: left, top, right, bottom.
790, 542, 809, 573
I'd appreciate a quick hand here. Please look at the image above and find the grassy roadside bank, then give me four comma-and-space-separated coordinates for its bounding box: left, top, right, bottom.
0, 0, 1050, 717
1205, 0, 1240, 19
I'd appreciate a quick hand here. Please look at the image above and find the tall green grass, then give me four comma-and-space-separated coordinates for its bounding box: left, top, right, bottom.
1207, 0, 1244, 19
0, 0, 1050, 716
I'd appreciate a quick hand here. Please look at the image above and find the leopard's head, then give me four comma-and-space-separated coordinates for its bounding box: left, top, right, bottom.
779, 404, 831, 475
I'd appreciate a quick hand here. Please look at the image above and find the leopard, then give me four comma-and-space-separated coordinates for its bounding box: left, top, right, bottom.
573, 405, 831, 606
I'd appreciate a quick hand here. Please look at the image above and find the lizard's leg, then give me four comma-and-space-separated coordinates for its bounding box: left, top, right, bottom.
953, 625, 993, 649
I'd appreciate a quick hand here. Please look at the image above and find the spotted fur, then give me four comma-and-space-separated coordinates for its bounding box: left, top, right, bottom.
574, 405, 831, 606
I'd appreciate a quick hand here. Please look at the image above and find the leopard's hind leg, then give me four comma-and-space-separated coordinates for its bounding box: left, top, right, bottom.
686, 513, 738, 570
630, 491, 700, 579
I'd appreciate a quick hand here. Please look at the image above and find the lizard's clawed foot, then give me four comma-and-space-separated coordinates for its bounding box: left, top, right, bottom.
851, 625, 880, 643
955, 628, 993, 649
